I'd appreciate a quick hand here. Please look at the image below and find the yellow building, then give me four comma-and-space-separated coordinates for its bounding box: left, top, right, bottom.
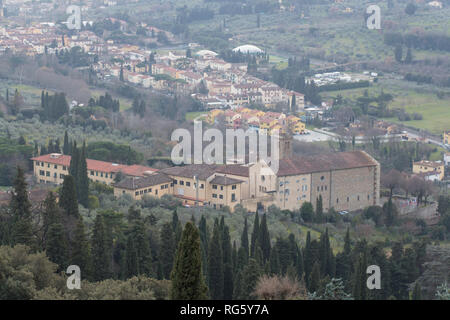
207, 109, 224, 124
291, 121, 306, 134
113, 173, 173, 200
412, 160, 445, 181
31, 153, 157, 186
444, 131, 450, 145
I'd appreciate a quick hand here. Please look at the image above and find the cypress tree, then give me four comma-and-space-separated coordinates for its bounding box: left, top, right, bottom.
240, 258, 261, 299
222, 223, 233, 300
250, 213, 260, 258
304, 231, 312, 278
259, 213, 271, 263
42, 191, 59, 243
208, 222, 224, 300
69, 141, 79, 183
170, 222, 208, 300
159, 222, 175, 279
71, 216, 92, 281
10, 167, 33, 247
316, 195, 323, 223
91, 213, 111, 281
309, 261, 321, 293
59, 175, 79, 216
131, 220, 153, 276
198, 215, 209, 277
241, 217, 249, 259
63, 131, 70, 155
46, 220, 68, 272
125, 235, 138, 278
269, 248, 280, 275
77, 141, 89, 207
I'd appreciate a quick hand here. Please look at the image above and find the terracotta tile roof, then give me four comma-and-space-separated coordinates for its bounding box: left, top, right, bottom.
277, 151, 378, 177
113, 173, 172, 190
31, 154, 157, 176
161, 163, 250, 180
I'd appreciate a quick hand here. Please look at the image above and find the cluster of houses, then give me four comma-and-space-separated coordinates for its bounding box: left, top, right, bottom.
207, 107, 306, 135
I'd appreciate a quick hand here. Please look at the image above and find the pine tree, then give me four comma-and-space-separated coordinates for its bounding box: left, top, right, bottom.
10, 167, 33, 247
159, 222, 175, 279
42, 191, 59, 243
259, 214, 271, 263
170, 222, 208, 300
91, 213, 111, 281
71, 216, 92, 281
59, 175, 79, 216
208, 222, 224, 300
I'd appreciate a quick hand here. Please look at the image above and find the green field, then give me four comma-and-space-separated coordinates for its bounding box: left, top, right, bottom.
324, 79, 450, 134
185, 111, 207, 121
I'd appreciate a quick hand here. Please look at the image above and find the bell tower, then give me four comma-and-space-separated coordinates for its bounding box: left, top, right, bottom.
278, 132, 292, 159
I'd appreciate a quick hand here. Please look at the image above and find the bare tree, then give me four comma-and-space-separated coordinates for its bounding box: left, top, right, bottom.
253, 275, 308, 300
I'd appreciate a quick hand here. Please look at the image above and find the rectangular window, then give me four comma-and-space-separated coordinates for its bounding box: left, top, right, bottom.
232, 185, 236, 190
54, 165, 57, 169
63, 166, 67, 171
105, 173, 108, 178
219, 194, 223, 199
46, 171, 50, 177
186, 181, 191, 187
155, 190, 158, 195
180, 180, 184, 185
91, 171, 94, 176
161, 185, 164, 189
200, 184, 204, 189
220, 186, 224, 191
96, 171, 98, 176
101, 172, 103, 178
174, 179, 178, 184
39, 170, 45, 176
317, 186, 320, 192
135, 191, 139, 196
144, 189, 147, 193
213, 185, 217, 190
212, 194, 217, 198
54, 173, 57, 178
232, 194, 236, 202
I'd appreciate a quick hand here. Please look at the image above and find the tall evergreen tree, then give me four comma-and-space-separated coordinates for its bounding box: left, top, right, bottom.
208, 222, 224, 300
63, 131, 70, 155
170, 222, 208, 299
250, 213, 260, 258
71, 216, 92, 281
77, 141, 89, 207
240, 258, 261, 299
91, 213, 111, 281
46, 219, 67, 272
222, 223, 233, 300
309, 261, 321, 293
10, 167, 33, 247
241, 217, 249, 259
259, 214, 271, 263
59, 175, 79, 216
159, 222, 175, 279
